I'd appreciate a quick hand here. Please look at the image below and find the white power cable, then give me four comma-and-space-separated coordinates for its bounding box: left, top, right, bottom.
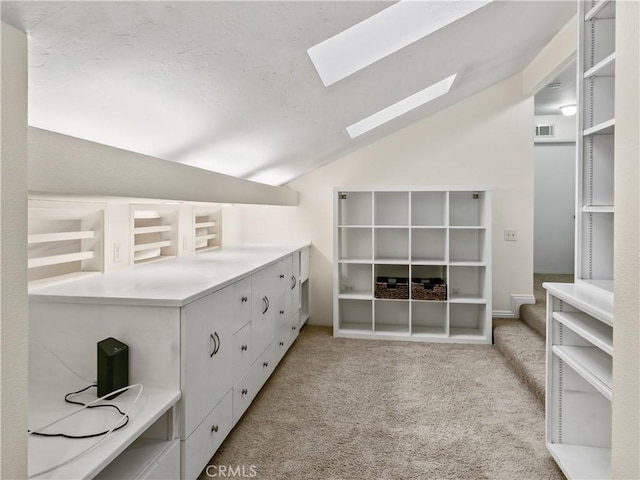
29, 340, 95, 384
28, 383, 144, 479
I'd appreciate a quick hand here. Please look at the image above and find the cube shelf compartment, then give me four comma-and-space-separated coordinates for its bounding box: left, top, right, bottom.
333, 187, 491, 344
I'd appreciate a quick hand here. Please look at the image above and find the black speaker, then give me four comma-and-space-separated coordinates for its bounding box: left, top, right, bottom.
97, 337, 129, 400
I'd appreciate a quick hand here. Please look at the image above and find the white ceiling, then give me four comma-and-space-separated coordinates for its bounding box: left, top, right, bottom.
534, 58, 578, 116
2, 1, 576, 186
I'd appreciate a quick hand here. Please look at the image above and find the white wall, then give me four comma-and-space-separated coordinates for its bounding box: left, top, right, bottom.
534, 143, 575, 274
0, 21, 28, 479
238, 74, 535, 325
612, 2, 640, 477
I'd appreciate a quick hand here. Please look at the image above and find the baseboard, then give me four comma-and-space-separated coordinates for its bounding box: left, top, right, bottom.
492, 295, 536, 319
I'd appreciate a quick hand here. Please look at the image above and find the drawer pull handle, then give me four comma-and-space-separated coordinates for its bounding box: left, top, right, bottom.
280, 309, 285, 315
263, 361, 269, 367
241, 296, 248, 303
211, 425, 219, 433
242, 388, 248, 395
291, 275, 297, 290
210, 332, 220, 357
262, 296, 270, 314
292, 326, 296, 331
279, 274, 285, 279
241, 344, 248, 351
279, 341, 284, 347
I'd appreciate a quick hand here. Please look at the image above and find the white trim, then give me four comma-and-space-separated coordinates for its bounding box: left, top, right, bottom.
492, 294, 536, 318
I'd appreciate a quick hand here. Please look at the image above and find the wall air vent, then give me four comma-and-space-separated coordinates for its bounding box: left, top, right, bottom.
535, 124, 555, 138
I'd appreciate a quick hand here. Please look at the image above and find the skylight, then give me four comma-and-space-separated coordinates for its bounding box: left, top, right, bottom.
346, 73, 457, 139
307, 0, 492, 86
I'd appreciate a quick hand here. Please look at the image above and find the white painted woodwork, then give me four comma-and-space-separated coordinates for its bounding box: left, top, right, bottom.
181, 392, 233, 480
29, 244, 308, 479
544, 5, 618, 476
333, 186, 492, 344
545, 281, 614, 479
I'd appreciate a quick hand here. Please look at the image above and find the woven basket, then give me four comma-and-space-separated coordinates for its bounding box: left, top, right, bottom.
411, 278, 447, 301
375, 277, 409, 300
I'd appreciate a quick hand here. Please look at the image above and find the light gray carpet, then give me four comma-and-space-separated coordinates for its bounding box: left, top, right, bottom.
520, 274, 573, 338
201, 326, 563, 480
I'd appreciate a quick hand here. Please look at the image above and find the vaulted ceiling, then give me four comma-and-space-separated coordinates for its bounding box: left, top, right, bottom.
2, 1, 576, 186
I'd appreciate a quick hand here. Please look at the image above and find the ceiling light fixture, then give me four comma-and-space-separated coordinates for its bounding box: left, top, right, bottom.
559, 104, 577, 116
346, 73, 457, 139
307, 0, 492, 86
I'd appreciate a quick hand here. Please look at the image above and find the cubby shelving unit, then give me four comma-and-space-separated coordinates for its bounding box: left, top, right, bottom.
194, 208, 222, 252
131, 205, 179, 265
544, 1, 616, 478
333, 186, 491, 344
27, 201, 104, 287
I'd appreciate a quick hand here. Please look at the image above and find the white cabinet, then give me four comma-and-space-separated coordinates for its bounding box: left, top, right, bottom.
28, 244, 310, 480
333, 187, 491, 344
544, 282, 613, 479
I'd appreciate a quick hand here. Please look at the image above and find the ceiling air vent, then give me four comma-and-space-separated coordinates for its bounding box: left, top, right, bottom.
535, 124, 555, 138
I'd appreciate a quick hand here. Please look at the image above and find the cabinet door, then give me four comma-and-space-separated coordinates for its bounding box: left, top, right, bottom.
231, 322, 252, 379
251, 265, 276, 362
182, 290, 234, 438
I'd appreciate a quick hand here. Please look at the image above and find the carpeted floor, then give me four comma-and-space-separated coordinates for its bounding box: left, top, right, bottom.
201, 326, 564, 480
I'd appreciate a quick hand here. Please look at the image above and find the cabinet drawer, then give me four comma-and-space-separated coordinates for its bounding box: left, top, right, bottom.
232, 371, 255, 425
232, 277, 252, 332
232, 344, 276, 425
231, 322, 252, 378
181, 391, 233, 480
250, 341, 276, 394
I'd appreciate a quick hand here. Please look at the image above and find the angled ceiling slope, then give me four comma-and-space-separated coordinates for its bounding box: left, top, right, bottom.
2, 1, 576, 186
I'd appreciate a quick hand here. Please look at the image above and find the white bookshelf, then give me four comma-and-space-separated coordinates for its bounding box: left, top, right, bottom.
544, 4, 617, 477
333, 187, 491, 344
544, 282, 613, 479
578, 0, 616, 291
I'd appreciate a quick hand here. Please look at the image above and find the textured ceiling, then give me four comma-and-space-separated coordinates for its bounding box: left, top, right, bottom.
2, 1, 576, 186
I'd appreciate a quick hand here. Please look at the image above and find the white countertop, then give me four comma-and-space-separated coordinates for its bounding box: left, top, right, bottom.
543, 281, 614, 326
29, 243, 310, 307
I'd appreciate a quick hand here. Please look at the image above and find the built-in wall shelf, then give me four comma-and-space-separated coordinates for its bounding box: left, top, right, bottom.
333, 186, 491, 344
131, 206, 178, 265
545, 280, 614, 480
194, 208, 222, 252
546, 5, 617, 475
28, 201, 105, 287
